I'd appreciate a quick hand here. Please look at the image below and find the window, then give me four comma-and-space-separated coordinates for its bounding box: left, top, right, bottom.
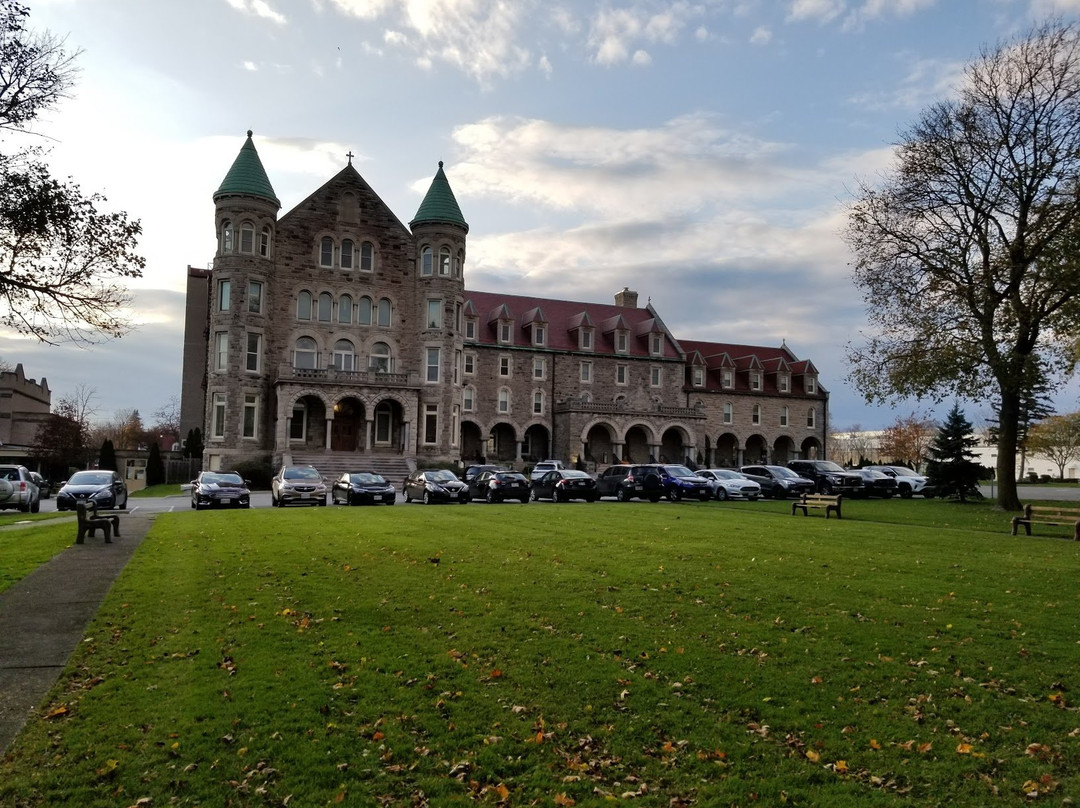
340, 239, 354, 269
426, 347, 441, 383
212, 393, 226, 439
320, 237, 334, 267
439, 246, 451, 276
463, 386, 475, 411
370, 342, 391, 373
357, 296, 372, 325
751, 372, 762, 391
454, 349, 461, 384
318, 292, 333, 322
465, 319, 476, 340
454, 250, 463, 278
693, 367, 705, 387
498, 388, 510, 414
218, 279, 231, 311
499, 321, 512, 344
499, 356, 511, 377
723, 403, 733, 424
580, 328, 593, 350
240, 222, 254, 253
338, 294, 352, 324
533, 390, 544, 415
780, 406, 789, 427
580, 361, 592, 382
420, 246, 433, 276
806, 376, 817, 394
242, 394, 259, 439
247, 280, 263, 314
377, 298, 391, 327
214, 332, 229, 371
455, 302, 462, 332
651, 334, 663, 356
651, 366, 662, 387
616, 332, 628, 354
616, 364, 628, 385
533, 325, 546, 346
333, 339, 355, 371
807, 407, 817, 428
752, 404, 761, 425
464, 353, 475, 375
289, 404, 306, 440
245, 332, 261, 372
779, 375, 790, 393
452, 405, 460, 447
424, 404, 439, 444
722, 369, 734, 388
294, 337, 317, 369
375, 403, 392, 444
259, 226, 271, 258
297, 291, 312, 321
533, 357, 545, 380
360, 241, 374, 271
221, 221, 233, 253
427, 299, 442, 329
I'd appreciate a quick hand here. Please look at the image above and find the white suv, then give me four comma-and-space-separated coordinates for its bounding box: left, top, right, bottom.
0, 465, 41, 512
530, 460, 565, 481
865, 466, 935, 498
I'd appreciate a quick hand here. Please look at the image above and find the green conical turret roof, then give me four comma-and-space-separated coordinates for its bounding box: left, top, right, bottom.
214, 130, 280, 207
410, 161, 468, 232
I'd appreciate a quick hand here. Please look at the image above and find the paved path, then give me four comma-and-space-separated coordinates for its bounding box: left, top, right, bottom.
0, 512, 154, 754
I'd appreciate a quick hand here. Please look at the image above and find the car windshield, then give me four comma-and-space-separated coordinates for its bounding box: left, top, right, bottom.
815, 461, 846, 472
205, 473, 243, 485
665, 465, 695, 477
562, 470, 592, 479
890, 467, 918, 476
770, 467, 801, 479
351, 473, 385, 483
427, 470, 458, 482
68, 471, 113, 486
285, 467, 321, 480
712, 470, 741, 480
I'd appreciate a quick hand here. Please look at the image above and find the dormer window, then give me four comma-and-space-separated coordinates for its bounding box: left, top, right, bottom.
693, 367, 705, 387
533, 324, 546, 346
778, 374, 790, 393
651, 334, 663, 356
499, 321, 512, 344
616, 331, 629, 354
806, 376, 817, 394
722, 369, 734, 389
580, 328, 594, 351
320, 237, 334, 267
750, 371, 762, 391
465, 318, 477, 340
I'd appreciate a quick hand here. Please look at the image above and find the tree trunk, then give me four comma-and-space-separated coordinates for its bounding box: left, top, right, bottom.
996, 391, 1023, 510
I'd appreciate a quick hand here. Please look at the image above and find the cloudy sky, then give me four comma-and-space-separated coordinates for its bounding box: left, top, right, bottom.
5, 0, 1080, 431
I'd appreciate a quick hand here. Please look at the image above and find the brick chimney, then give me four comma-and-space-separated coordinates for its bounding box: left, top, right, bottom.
614, 287, 638, 308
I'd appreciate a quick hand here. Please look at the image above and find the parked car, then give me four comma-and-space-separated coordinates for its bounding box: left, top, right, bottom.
740, 465, 816, 499
530, 459, 566, 481
29, 471, 51, 499
787, 460, 864, 496
698, 468, 761, 501
331, 471, 397, 505
655, 464, 712, 501
191, 470, 251, 510
596, 464, 663, 502
468, 470, 530, 503
403, 469, 471, 504
531, 469, 599, 502
853, 468, 898, 498
271, 465, 327, 507
461, 464, 506, 485
55, 469, 127, 511
0, 464, 40, 512
865, 465, 936, 498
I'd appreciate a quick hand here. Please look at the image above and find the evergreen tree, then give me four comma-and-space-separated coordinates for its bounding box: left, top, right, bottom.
98, 439, 117, 471
183, 428, 203, 459
146, 441, 165, 487
925, 405, 983, 502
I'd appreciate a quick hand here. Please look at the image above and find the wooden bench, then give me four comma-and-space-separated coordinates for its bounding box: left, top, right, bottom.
75, 501, 121, 544
791, 493, 842, 519
1011, 504, 1080, 540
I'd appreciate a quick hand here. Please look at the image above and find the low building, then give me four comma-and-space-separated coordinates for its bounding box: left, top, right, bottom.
0, 363, 51, 465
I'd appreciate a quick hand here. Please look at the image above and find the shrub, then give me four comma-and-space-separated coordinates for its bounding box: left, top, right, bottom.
232, 456, 273, 490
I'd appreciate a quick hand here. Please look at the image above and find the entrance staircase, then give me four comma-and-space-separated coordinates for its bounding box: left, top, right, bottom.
289, 454, 415, 486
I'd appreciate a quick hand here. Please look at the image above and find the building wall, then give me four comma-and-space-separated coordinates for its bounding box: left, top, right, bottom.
0, 363, 51, 450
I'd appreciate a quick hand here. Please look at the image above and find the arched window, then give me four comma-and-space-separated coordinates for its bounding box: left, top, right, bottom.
807, 407, 817, 428
297, 291, 312, 321
240, 222, 255, 253
259, 226, 271, 258
318, 292, 333, 322
360, 241, 374, 271
463, 386, 475, 411
221, 220, 233, 253
294, 337, 318, 369
332, 339, 355, 371
338, 294, 353, 324
340, 239, 354, 269
455, 250, 464, 278
320, 237, 334, 267
377, 298, 392, 327
357, 296, 372, 325
420, 246, 433, 276
533, 390, 544, 415
439, 246, 451, 276
370, 342, 391, 373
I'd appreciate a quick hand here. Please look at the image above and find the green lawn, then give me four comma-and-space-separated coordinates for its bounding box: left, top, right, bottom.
1, 499, 1077, 806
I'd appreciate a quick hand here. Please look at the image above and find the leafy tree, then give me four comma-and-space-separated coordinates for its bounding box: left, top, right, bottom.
145, 442, 165, 487
32, 397, 85, 476
925, 405, 983, 502
0, 2, 144, 344
183, 428, 203, 459
877, 412, 937, 471
845, 21, 1080, 511
98, 438, 116, 471
1026, 413, 1080, 479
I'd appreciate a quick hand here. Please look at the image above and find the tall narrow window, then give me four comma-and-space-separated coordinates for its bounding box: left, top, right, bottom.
221, 221, 233, 253
375, 403, 392, 443
377, 298, 391, 327
212, 392, 226, 439
426, 347, 441, 383
289, 404, 306, 440
616, 332, 628, 353
242, 394, 258, 438
751, 372, 762, 391
722, 369, 734, 388
780, 406, 789, 426
240, 223, 254, 253
421, 246, 433, 276
338, 294, 353, 324
807, 407, 817, 428
320, 237, 334, 267
464, 353, 475, 375
580, 361, 592, 382
245, 332, 261, 373
318, 292, 333, 322
465, 319, 476, 339
439, 247, 451, 275
424, 404, 439, 444
499, 356, 511, 377
581, 329, 593, 350
340, 239, 354, 269
533, 325, 546, 346
218, 279, 231, 311
723, 403, 733, 424
499, 322, 512, 343
807, 377, 817, 394
451, 405, 460, 447
693, 367, 705, 387
752, 404, 762, 425
498, 388, 510, 414
247, 280, 263, 314
651, 366, 662, 387
259, 226, 271, 257
616, 364, 628, 385
214, 332, 229, 371
296, 291, 312, 321
533, 391, 544, 414
360, 241, 374, 271
357, 296, 372, 325
463, 386, 475, 411
427, 299, 442, 329
533, 357, 545, 380
294, 337, 317, 369
779, 375, 790, 393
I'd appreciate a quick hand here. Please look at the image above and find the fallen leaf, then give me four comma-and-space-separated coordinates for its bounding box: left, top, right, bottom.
956, 743, 973, 754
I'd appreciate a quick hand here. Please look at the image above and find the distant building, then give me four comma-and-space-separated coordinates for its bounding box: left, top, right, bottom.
180, 132, 831, 474
0, 363, 51, 465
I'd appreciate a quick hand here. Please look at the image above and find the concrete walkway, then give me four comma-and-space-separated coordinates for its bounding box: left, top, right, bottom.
0, 512, 154, 754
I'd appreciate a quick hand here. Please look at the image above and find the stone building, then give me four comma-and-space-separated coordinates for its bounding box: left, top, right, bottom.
181, 132, 829, 474
0, 363, 51, 464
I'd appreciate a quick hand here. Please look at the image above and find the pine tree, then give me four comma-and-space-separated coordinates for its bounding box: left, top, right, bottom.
925, 405, 983, 502
146, 442, 165, 487
98, 439, 117, 471
183, 428, 203, 459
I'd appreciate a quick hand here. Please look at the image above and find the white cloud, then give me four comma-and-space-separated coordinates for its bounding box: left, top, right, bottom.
223, 0, 286, 25
587, 2, 700, 65
750, 25, 772, 45
848, 55, 964, 110
787, 0, 846, 24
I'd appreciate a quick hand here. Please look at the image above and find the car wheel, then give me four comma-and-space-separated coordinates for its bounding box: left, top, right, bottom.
668, 487, 682, 502
520, 497, 529, 504
423, 491, 432, 505
404, 490, 412, 503
19, 500, 29, 513
716, 487, 729, 501
30, 499, 39, 513
486, 489, 497, 504
821, 482, 834, 495
616, 488, 630, 502
900, 486, 913, 499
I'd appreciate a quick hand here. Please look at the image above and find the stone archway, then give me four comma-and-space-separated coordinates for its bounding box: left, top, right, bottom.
661, 427, 689, 465
584, 423, 615, 465
461, 421, 484, 462
490, 423, 517, 462
715, 433, 739, 467
624, 425, 652, 463
801, 437, 823, 460
772, 435, 797, 465
523, 424, 550, 461
745, 434, 769, 465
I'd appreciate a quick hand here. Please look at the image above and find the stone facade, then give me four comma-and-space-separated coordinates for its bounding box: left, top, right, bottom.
0, 363, 51, 463
182, 134, 829, 472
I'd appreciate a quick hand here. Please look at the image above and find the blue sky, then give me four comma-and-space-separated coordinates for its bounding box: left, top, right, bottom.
5, 0, 1080, 431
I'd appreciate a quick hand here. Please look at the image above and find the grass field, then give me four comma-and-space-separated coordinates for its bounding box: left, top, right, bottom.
0, 498, 1077, 806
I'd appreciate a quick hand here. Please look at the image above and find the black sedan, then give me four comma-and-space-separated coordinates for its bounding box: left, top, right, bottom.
55, 469, 129, 511
854, 468, 898, 498
468, 470, 530, 503
332, 472, 397, 505
531, 469, 599, 503
191, 471, 251, 510
403, 469, 471, 504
